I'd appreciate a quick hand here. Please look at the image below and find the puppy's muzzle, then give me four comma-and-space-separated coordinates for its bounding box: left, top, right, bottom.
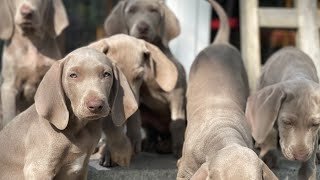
86, 98, 105, 113
20, 4, 34, 20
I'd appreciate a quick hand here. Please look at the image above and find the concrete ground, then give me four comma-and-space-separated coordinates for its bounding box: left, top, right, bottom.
88, 152, 320, 180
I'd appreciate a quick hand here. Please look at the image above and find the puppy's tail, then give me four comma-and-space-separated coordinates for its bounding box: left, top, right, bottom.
207, 0, 230, 44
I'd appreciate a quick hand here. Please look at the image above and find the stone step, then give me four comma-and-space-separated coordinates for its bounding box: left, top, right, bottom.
88, 152, 178, 180
88, 151, 320, 180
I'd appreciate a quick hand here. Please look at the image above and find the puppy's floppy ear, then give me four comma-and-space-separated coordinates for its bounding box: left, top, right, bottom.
110, 64, 138, 126
145, 41, 178, 92
261, 160, 278, 180
0, 0, 14, 40
47, 0, 69, 38
246, 84, 286, 144
190, 163, 209, 180
159, 1, 180, 47
35, 59, 69, 130
88, 39, 109, 54
104, 0, 128, 36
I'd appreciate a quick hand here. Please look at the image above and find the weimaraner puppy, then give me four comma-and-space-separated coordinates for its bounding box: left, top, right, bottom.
0, 47, 138, 179
246, 47, 320, 180
104, 0, 186, 157
89, 34, 178, 167
0, 0, 69, 128
177, 1, 278, 179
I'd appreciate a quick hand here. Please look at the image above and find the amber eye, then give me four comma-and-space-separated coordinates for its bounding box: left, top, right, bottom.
69, 73, 78, 78
311, 121, 320, 127
128, 6, 137, 13
149, 7, 159, 13
103, 72, 111, 78
282, 119, 293, 126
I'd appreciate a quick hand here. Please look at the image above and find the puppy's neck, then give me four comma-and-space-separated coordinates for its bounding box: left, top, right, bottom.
13, 28, 52, 45
65, 114, 89, 135
151, 37, 171, 54
6, 29, 61, 59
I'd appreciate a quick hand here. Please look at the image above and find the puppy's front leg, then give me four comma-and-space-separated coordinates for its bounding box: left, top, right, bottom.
101, 116, 132, 167
126, 110, 142, 154
169, 88, 186, 158
23, 158, 57, 180
1, 82, 17, 128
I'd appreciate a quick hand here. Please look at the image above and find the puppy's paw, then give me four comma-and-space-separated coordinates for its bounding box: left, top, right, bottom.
99, 148, 117, 167
109, 136, 133, 167
172, 139, 183, 158
170, 119, 186, 158
127, 130, 142, 155
131, 137, 142, 155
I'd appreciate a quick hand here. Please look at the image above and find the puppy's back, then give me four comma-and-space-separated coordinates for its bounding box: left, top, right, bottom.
259, 47, 318, 88
188, 44, 249, 110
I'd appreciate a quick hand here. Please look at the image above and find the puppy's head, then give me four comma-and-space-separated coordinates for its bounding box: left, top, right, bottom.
0, 0, 68, 39
89, 34, 178, 100
246, 80, 320, 161
104, 0, 180, 46
191, 146, 277, 180
35, 47, 138, 130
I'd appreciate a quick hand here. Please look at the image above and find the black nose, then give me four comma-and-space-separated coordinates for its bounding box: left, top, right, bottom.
20, 4, 33, 19
86, 99, 105, 113
137, 22, 149, 34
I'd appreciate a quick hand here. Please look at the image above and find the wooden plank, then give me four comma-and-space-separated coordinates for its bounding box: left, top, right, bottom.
259, 8, 297, 28
259, 8, 320, 28
296, 0, 320, 79
240, 0, 261, 92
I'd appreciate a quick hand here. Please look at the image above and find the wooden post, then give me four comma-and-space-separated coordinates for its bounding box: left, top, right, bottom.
296, 0, 320, 78
240, 0, 261, 92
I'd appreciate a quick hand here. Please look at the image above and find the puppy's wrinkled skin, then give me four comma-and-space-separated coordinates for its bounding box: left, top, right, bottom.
177, 1, 277, 179
89, 34, 179, 166
104, 0, 186, 157
0, 0, 69, 128
246, 47, 320, 180
0, 48, 138, 179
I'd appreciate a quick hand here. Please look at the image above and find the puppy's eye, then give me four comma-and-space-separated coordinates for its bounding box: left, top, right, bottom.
311, 121, 320, 127
69, 73, 78, 78
283, 120, 293, 126
149, 7, 159, 13
103, 72, 111, 78
128, 6, 137, 13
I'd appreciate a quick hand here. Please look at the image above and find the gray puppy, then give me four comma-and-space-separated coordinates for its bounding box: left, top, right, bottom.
104, 0, 186, 157
0, 0, 69, 128
246, 47, 320, 180
176, 0, 277, 179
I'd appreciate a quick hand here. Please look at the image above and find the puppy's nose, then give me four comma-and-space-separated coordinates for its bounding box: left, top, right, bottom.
293, 150, 309, 161
20, 4, 33, 19
137, 22, 149, 33
86, 99, 105, 113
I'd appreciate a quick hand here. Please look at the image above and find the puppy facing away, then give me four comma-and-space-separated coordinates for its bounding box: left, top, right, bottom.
104, 0, 187, 157
0, 48, 138, 179
176, 0, 277, 179
246, 47, 320, 180
89, 34, 178, 167
0, 0, 69, 128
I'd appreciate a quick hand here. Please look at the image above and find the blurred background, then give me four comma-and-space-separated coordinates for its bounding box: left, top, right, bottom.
0, 0, 309, 73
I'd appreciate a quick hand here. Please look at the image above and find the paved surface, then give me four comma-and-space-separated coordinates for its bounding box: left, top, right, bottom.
88, 153, 177, 180
88, 152, 320, 180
